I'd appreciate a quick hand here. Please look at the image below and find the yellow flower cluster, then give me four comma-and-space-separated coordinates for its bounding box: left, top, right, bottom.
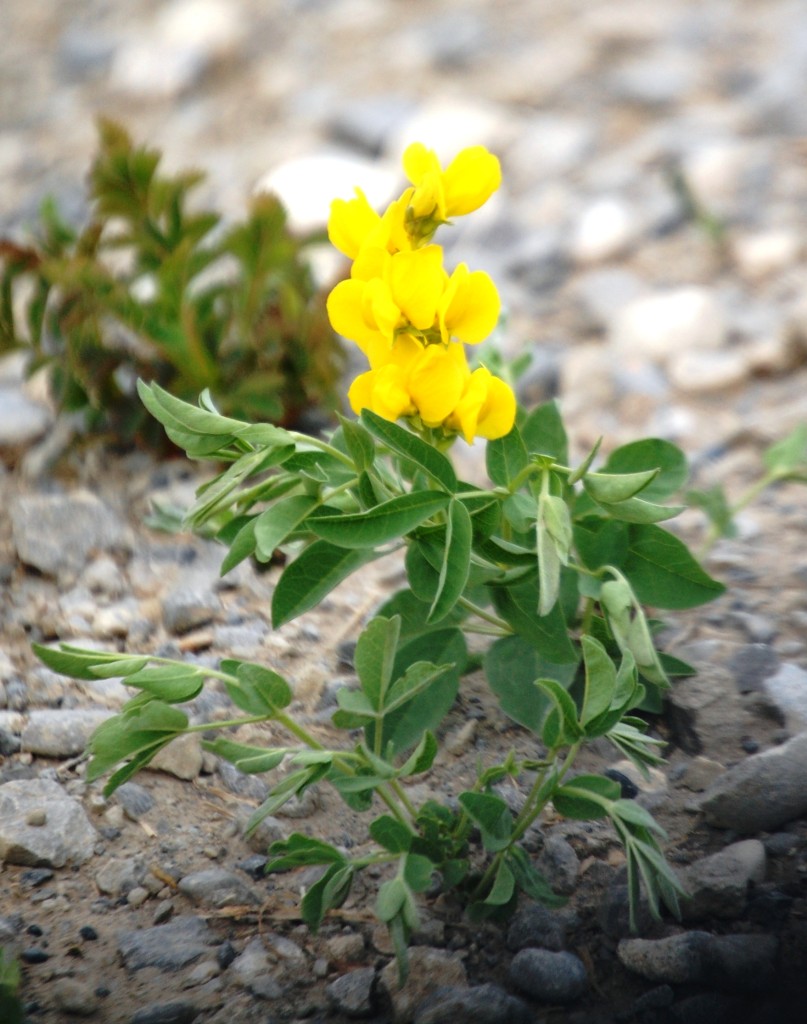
326, 143, 516, 443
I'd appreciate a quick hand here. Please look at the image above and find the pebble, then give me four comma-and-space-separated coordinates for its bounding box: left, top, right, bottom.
52, 977, 100, 1017
536, 833, 580, 894
618, 932, 710, 985
763, 663, 807, 730
230, 936, 271, 985
0, 388, 51, 448
667, 349, 750, 394
610, 287, 727, 363
20, 708, 111, 758
380, 948, 466, 1023
728, 643, 780, 694
10, 491, 129, 579
95, 855, 145, 896
117, 916, 217, 971
571, 197, 638, 263
679, 756, 725, 792
325, 932, 365, 962
130, 1001, 200, 1024
0, 778, 97, 867
733, 229, 802, 279
679, 839, 766, 920
700, 730, 807, 832
161, 586, 220, 634
413, 983, 532, 1024
508, 948, 588, 1003
115, 782, 155, 820
177, 868, 261, 909
148, 733, 203, 781
506, 903, 568, 952
571, 267, 646, 332
326, 966, 378, 1017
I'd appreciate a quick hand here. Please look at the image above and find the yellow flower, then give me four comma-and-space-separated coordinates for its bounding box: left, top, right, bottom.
447, 366, 516, 443
403, 143, 502, 222
328, 188, 413, 259
438, 263, 500, 345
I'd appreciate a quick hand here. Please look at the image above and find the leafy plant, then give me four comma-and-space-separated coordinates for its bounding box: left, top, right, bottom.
0, 118, 344, 448
31, 141, 807, 983
0, 948, 23, 1024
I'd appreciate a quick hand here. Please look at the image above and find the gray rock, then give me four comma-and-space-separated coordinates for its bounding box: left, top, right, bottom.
380, 948, 466, 1023
571, 267, 646, 332
96, 856, 146, 896
598, 882, 654, 939
728, 644, 780, 694
148, 733, 203, 781
611, 49, 698, 106
221, 761, 270, 802
700, 730, 807, 832
248, 974, 283, 1000
618, 932, 710, 984
0, 388, 51, 447
668, 349, 750, 394
52, 977, 100, 1016
130, 1002, 200, 1024
0, 778, 97, 867
506, 903, 568, 952
10, 490, 129, 578
414, 983, 532, 1024
610, 287, 727, 363
509, 948, 588, 1003
161, 586, 220, 634
329, 93, 416, 156
115, 782, 155, 820
117, 916, 217, 971
764, 663, 807, 729
680, 839, 766, 920
536, 834, 580, 895
230, 936, 271, 985
178, 868, 261, 909
326, 966, 378, 1018
21, 708, 111, 757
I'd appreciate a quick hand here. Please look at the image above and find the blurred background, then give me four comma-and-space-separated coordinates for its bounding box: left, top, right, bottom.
2, 0, 807, 449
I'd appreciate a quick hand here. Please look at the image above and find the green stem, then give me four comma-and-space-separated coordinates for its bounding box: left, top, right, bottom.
184, 715, 271, 733
287, 432, 355, 469
458, 597, 512, 632
388, 779, 418, 819
698, 471, 777, 558
377, 785, 416, 831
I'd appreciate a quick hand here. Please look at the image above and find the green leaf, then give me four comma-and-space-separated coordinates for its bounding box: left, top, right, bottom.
375, 587, 466, 640
300, 863, 354, 932
376, 877, 408, 922
763, 422, 807, 477
568, 437, 603, 485
502, 492, 537, 532
405, 540, 440, 603
522, 400, 568, 464
398, 731, 438, 776
88, 656, 150, 678
370, 816, 412, 854
308, 492, 449, 549
580, 636, 617, 726
484, 860, 515, 906
383, 661, 453, 717
404, 853, 434, 892
219, 516, 259, 575
574, 518, 629, 572
222, 661, 292, 716
361, 410, 457, 492
123, 665, 204, 703
254, 495, 319, 561
87, 701, 188, 780
623, 524, 726, 608
612, 799, 667, 835
600, 438, 688, 501
339, 416, 376, 471
486, 424, 529, 488
685, 485, 736, 539
485, 635, 577, 732
247, 763, 329, 831
534, 677, 582, 741
490, 577, 577, 664
354, 615, 400, 712
537, 492, 571, 616
272, 541, 376, 627
32, 643, 136, 681
266, 833, 348, 871
428, 499, 472, 623
458, 792, 513, 852
592, 495, 685, 525
203, 738, 286, 774
138, 380, 264, 439
507, 846, 565, 907
584, 468, 660, 504
599, 579, 669, 688
552, 774, 620, 819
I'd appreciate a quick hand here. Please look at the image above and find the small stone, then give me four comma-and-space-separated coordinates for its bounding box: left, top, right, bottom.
231, 936, 271, 985
21, 946, 50, 964
680, 839, 766, 920
178, 868, 261, 909
536, 834, 580, 895
605, 760, 668, 810
115, 782, 155, 821
21, 709, 111, 758
444, 719, 477, 756
248, 974, 283, 1000
325, 932, 365, 962
506, 904, 568, 952
571, 197, 638, 263
80, 925, 98, 941
52, 977, 99, 1016
509, 948, 588, 1003
25, 809, 46, 827
413, 983, 532, 1024
380, 948, 466, 1023
728, 644, 780, 694
763, 663, 807, 730
0, 388, 51, 448
161, 586, 220, 634
130, 1001, 200, 1024
326, 966, 378, 1018
733, 230, 801, 279
19, 868, 53, 888
571, 267, 646, 332
148, 733, 203, 781
117, 916, 216, 971
0, 779, 97, 867
680, 756, 725, 792
611, 287, 727, 363
618, 932, 709, 984
700, 730, 807, 832
668, 350, 749, 394
127, 886, 149, 908
95, 856, 144, 896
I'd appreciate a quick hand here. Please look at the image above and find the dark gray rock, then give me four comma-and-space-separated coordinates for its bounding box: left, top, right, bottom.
509, 948, 588, 1003
117, 916, 217, 971
506, 904, 568, 952
0, 778, 97, 867
598, 882, 654, 938
680, 839, 766, 920
414, 983, 532, 1024
161, 585, 220, 634
130, 1002, 199, 1024
115, 782, 155, 820
177, 868, 261, 909
247, 974, 283, 1000
728, 643, 780, 694
700, 730, 807, 832
536, 833, 580, 894
326, 966, 378, 1018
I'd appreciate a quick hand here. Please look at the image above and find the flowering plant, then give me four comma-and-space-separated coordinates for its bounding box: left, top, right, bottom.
35, 144, 759, 981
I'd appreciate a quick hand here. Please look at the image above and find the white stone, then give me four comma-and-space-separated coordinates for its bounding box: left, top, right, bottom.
254, 153, 399, 234
682, 141, 751, 206
667, 349, 750, 394
611, 287, 727, 362
0, 389, 51, 447
571, 198, 637, 263
733, 230, 802, 279
764, 663, 807, 730
386, 98, 515, 167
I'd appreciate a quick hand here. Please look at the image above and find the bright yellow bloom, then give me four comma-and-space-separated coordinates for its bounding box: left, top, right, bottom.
403, 143, 502, 222
447, 366, 516, 443
328, 188, 412, 259
438, 263, 500, 345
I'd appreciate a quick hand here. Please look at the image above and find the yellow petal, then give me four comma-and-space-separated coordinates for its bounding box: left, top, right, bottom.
348, 370, 376, 415
446, 366, 491, 443
351, 245, 389, 282
328, 189, 381, 259
442, 146, 502, 217
372, 364, 416, 421
407, 342, 469, 426
476, 375, 516, 440
388, 246, 446, 330
439, 264, 500, 344
327, 279, 382, 353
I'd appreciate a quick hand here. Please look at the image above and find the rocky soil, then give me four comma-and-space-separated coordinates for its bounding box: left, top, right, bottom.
3, 1, 807, 1023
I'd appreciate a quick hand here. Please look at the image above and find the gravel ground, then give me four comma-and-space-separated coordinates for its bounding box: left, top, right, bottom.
2, 2, 807, 1023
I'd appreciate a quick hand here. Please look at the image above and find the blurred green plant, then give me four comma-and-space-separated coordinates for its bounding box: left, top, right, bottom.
0, 118, 344, 449
0, 948, 23, 1024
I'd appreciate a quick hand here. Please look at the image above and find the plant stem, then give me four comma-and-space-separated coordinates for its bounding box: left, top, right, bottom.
697, 471, 777, 558
388, 779, 418, 819
377, 785, 416, 831
288, 431, 355, 469
458, 597, 511, 632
